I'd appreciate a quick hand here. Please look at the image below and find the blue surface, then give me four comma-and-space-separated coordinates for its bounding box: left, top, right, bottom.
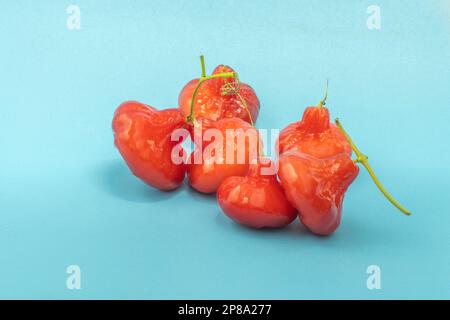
1, 0, 449, 299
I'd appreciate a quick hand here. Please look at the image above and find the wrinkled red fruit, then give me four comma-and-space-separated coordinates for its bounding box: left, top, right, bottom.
278, 152, 359, 235
276, 102, 358, 235
113, 101, 187, 191
179, 65, 260, 124
218, 159, 297, 228
188, 117, 260, 194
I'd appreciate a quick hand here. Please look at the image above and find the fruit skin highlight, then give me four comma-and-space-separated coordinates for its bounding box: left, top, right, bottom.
217, 158, 297, 229
112, 101, 187, 191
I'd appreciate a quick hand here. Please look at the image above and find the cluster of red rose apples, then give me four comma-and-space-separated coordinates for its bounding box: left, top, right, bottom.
112, 56, 410, 236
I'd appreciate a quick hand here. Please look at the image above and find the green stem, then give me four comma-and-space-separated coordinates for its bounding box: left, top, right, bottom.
335, 118, 411, 216
186, 55, 236, 125
200, 55, 206, 78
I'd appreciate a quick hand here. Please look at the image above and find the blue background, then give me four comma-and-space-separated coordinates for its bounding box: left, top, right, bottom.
1, 0, 449, 299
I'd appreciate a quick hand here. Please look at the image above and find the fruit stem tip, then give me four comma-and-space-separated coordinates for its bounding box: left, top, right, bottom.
318, 79, 329, 108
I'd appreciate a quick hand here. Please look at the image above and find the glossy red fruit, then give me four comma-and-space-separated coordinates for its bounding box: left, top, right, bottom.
112, 101, 187, 191
217, 158, 297, 229
179, 65, 260, 124
278, 152, 359, 235
188, 117, 260, 194
277, 106, 352, 158
277, 101, 358, 235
